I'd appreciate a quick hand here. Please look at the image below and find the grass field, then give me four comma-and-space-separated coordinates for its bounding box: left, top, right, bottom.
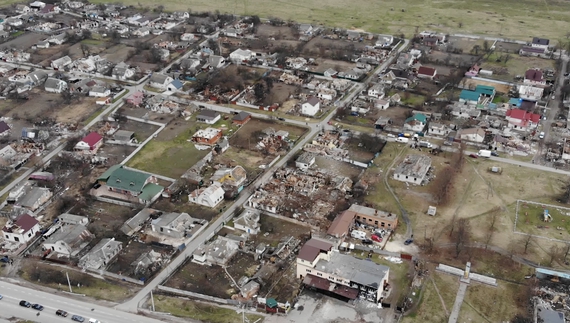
515, 200, 570, 242
86, 0, 570, 40
153, 296, 264, 323
127, 129, 209, 178
458, 281, 526, 322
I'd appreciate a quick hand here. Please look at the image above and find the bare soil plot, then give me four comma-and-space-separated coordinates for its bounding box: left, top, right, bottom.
253, 214, 311, 248
446, 37, 485, 53
374, 106, 413, 126
458, 281, 526, 322
310, 58, 357, 74
117, 119, 160, 142
314, 156, 363, 179
101, 44, 132, 63
256, 24, 296, 40
80, 200, 135, 239
461, 77, 511, 94
152, 199, 221, 222
164, 259, 234, 298
212, 146, 266, 176
263, 83, 296, 105
230, 118, 308, 148
107, 241, 173, 280
427, 51, 478, 68
98, 144, 137, 166
0, 32, 44, 50
225, 252, 258, 281
302, 37, 371, 57
257, 261, 300, 303
35, 44, 75, 65
55, 98, 101, 123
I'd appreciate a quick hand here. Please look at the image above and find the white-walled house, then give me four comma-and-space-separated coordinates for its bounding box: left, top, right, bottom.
229, 48, 255, 63
301, 96, 320, 116
188, 182, 225, 208
2, 213, 40, 244
149, 73, 174, 90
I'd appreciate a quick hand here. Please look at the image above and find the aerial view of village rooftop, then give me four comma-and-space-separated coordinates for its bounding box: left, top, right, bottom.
0, 0, 569, 322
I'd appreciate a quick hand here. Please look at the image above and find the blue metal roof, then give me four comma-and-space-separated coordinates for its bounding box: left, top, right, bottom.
536, 267, 570, 279
509, 98, 522, 107
170, 79, 183, 89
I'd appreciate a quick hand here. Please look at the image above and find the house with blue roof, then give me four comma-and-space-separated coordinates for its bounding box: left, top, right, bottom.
167, 79, 184, 92
404, 113, 427, 132
459, 90, 481, 105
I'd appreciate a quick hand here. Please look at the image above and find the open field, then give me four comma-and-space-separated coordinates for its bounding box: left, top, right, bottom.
85, 0, 570, 40
480, 53, 556, 82
458, 281, 526, 322
152, 296, 264, 323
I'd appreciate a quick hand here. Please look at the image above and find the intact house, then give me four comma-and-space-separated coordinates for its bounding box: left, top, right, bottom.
149, 73, 174, 90
505, 108, 541, 132
196, 110, 221, 124
296, 152, 316, 171
96, 165, 164, 204
427, 123, 449, 136
232, 111, 251, 125
367, 83, 385, 98
166, 79, 184, 92
349, 204, 398, 230
531, 37, 550, 50
74, 132, 103, 153
78, 238, 122, 270
234, 209, 260, 235
404, 113, 427, 133
44, 78, 67, 93
206, 55, 226, 69
188, 181, 225, 208
417, 66, 437, 80
2, 213, 40, 244
230, 48, 255, 64
393, 154, 432, 185
301, 96, 321, 116
151, 212, 202, 239
191, 127, 222, 145
89, 86, 111, 98
42, 224, 93, 257
524, 68, 546, 86
519, 84, 544, 101
457, 127, 486, 143
297, 238, 390, 303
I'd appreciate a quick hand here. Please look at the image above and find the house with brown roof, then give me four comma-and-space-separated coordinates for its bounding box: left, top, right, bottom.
327, 210, 356, 238
417, 66, 437, 80
232, 111, 251, 125
301, 96, 320, 116
523, 68, 546, 86
457, 127, 486, 143
2, 213, 40, 243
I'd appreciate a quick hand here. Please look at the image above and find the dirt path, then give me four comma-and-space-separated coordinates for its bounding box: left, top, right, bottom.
430, 276, 450, 317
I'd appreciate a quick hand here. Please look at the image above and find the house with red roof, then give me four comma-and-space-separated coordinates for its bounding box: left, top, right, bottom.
417, 66, 437, 80
2, 213, 40, 243
505, 108, 541, 131
75, 132, 103, 152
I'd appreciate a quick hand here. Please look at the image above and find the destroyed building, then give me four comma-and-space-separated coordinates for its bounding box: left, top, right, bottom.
393, 154, 432, 185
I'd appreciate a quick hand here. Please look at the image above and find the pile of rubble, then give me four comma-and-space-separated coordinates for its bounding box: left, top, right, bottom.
534, 281, 570, 317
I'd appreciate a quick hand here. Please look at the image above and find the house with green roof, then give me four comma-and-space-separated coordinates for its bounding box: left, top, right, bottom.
97, 165, 163, 204
404, 113, 428, 132
475, 85, 495, 99
459, 90, 481, 105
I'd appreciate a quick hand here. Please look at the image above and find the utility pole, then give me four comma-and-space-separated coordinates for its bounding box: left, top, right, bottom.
150, 290, 155, 311
66, 272, 72, 293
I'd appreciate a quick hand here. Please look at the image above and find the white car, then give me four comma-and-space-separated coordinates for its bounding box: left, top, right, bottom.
88, 319, 101, 323
539, 132, 545, 139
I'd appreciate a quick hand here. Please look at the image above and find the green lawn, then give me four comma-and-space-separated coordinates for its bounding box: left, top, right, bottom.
153, 296, 264, 323
127, 130, 209, 178
515, 200, 570, 242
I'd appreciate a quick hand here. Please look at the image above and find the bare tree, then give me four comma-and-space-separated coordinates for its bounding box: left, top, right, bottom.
547, 245, 560, 266
522, 234, 534, 254
564, 242, 570, 263
452, 219, 470, 258
484, 207, 500, 249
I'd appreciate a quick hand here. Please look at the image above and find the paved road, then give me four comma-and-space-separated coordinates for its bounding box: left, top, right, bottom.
447, 282, 467, 323
0, 280, 165, 323
119, 39, 410, 312
465, 150, 570, 175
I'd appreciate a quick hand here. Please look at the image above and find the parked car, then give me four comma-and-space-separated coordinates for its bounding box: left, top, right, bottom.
491, 151, 499, 157
371, 234, 382, 243
55, 309, 68, 317
468, 153, 478, 158
404, 239, 414, 245
88, 319, 101, 323
71, 315, 85, 322
19, 300, 31, 308
539, 132, 545, 139
32, 304, 44, 311
362, 239, 373, 245
277, 117, 285, 121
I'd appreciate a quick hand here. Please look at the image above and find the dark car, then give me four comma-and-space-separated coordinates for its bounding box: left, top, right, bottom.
404, 239, 414, 245
491, 151, 499, 157
71, 315, 85, 322
277, 117, 285, 121
32, 304, 44, 311
468, 153, 478, 158
56, 309, 68, 317
362, 239, 373, 245
19, 300, 31, 308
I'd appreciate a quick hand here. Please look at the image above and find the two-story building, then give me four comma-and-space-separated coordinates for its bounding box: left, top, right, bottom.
297, 238, 390, 303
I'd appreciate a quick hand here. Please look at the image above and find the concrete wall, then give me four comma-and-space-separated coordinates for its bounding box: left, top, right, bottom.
157, 285, 239, 305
